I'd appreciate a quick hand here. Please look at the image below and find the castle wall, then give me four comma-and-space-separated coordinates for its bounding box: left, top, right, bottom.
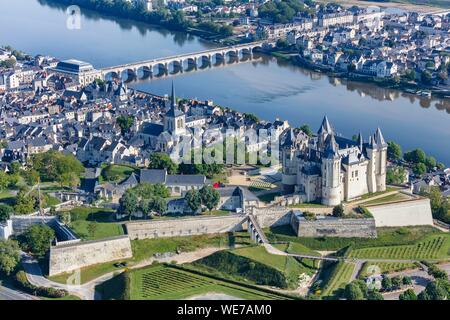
294, 217, 377, 238
251, 206, 292, 228
125, 215, 246, 240
367, 198, 433, 227
49, 235, 132, 276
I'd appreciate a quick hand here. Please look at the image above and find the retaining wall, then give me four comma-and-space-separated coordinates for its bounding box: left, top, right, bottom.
48, 235, 132, 276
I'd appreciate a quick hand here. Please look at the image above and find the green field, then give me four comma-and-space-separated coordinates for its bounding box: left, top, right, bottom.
320, 262, 355, 297
358, 262, 418, 278
67, 207, 123, 240
348, 234, 450, 260
129, 265, 290, 300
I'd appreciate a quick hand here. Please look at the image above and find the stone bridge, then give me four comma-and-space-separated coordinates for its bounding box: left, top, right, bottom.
100, 41, 274, 81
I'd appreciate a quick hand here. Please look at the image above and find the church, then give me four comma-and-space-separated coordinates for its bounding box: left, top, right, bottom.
280, 116, 388, 206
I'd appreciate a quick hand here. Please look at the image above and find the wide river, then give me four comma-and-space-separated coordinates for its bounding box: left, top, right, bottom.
1, 0, 449, 164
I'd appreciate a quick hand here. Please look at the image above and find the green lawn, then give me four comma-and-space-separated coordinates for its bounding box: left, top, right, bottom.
348, 234, 450, 260
272, 242, 321, 257
231, 246, 316, 287
320, 262, 355, 297
129, 265, 290, 300
132, 233, 250, 262
67, 207, 123, 240
358, 187, 398, 201
101, 164, 137, 183
357, 262, 418, 279
0, 191, 15, 206
361, 193, 409, 206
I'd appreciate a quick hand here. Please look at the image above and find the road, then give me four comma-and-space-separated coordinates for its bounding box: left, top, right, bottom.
0, 285, 36, 301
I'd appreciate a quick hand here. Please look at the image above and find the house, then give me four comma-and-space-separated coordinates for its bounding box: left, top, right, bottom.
139, 169, 207, 196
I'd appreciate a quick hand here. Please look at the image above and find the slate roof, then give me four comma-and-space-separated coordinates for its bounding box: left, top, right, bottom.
141, 122, 164, 136
139, 169, 167, 184
166, 175, 206, 186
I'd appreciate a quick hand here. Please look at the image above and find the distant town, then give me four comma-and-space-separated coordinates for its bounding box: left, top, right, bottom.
0, 0, 449, 304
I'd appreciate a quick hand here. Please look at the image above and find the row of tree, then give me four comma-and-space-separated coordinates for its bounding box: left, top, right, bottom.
185, 186, 220, 214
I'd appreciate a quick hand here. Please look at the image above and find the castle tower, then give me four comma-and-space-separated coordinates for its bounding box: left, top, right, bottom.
281, 129, 298, 194
317, 115, 333, 149
164, 82, 186, 136
321, 132, 342, 206
366, 128, 387, 193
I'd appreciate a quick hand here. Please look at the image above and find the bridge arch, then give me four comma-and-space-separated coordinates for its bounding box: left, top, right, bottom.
168, 60, 183, 74
153, 63, 168, 77
136, 65, 153, 80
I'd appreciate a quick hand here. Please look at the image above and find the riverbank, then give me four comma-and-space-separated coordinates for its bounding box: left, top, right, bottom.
43, 0, 235, 44
268, 49, 449, 100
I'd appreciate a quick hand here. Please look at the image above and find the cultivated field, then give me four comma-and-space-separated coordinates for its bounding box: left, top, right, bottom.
348, 234, 450, 260
130, 265, 290, 300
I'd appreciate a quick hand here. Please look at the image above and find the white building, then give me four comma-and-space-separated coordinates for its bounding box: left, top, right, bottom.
281, 116, 387, 206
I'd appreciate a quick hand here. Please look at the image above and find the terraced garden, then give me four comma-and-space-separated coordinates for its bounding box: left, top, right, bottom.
358, 262, 418, 278
130, 265, 290, 300
348, 234, 450, 260
320, 262, 355, 297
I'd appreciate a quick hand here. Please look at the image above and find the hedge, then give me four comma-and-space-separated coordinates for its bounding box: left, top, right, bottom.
15, 270, 68, 298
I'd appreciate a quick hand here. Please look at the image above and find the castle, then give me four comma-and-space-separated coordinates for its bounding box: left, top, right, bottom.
280, 116, 387, 206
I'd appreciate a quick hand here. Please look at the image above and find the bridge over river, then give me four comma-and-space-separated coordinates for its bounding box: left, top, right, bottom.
100, 41, 274, 81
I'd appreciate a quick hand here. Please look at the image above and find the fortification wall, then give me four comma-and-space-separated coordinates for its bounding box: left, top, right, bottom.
367, 198, 434, 227
125, 215, 246, 240
296, 217, 377, 238
251, 206, 292, 228
49, 235, 132, 276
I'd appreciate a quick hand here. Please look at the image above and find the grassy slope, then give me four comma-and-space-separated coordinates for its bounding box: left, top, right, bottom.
67, 207, 123, 241
321, 262, 355, 298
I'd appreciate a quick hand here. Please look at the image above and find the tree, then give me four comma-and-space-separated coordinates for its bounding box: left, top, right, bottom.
404, 148, 426, 164
139, 199, 153, 218
421, 186, 449, 222
243, 113, 259, 123
185, 189, 202, 214
116, 115, 134, 134
14, 190, 35, 215
402, 276, 413, 286
381, 276, 392, 291
0, 58, 16, 68
299, 124, 313, 137
119, 190, 139, 220
343, 282, 364, 300
386, 167, 407, 185
22, 225, 55, 257
0, 204, 13, 222
199, 186, 220, 213
367, 290, 384, 300
419, 281, 448, 300
399, 288, 417, 300
30, 151, 84, 183
421, 70, 432, 84
391, 276, 403, 289
57, 171, 80, 189
404, 69, 416, 81
0, 240, 20, 275
387, 141, 402, 161
152, 197, 166, 215
332, 204, 344, 218
149, 152, 178, 174
425, 156, 437, 170
412, 162, 427, 176
276, 38, 289, 49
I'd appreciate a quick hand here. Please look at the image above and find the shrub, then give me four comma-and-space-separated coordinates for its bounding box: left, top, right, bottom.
14, 270, 68, 298
119, 271, 131, 300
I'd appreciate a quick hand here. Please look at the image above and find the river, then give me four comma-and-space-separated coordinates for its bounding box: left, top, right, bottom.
1, 0, 449, 164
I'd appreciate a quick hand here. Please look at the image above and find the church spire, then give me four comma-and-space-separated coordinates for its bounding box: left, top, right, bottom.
171, 81, 177, 109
